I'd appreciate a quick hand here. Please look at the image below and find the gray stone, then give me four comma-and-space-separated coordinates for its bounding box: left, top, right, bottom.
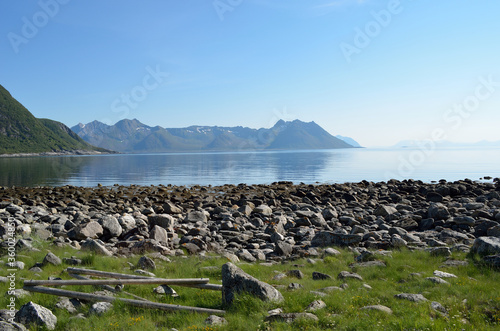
89, 302, 113, 315
222, 262, 284, 305
312, 272, 331, 280
153, 285, 178, 297
287, 283, 303, 290
80, 239, 112, 256
118, 215, 136, 232
487, 225, 500, 237
0, 321, 27, 331
426, 277, 449, 284
42, 252, 61, 266
137, 256, 156, 270
471, 236, 500, 256
311, 231, 362, 247
184, 211, 207, 223
361, 305, 393, 314
204, 315, 227, 326
99, 215, 122, 238
433, 270, 457, 278
275, 241, 293, 256
324, 247, 341, 256
306, 300, 326, 311
148, 214, 175, 231
394, 293, 428, 302
429, 247, 451, 257
265, 313, 318, 323
451, 216, 476, 226
253, 205, 273, 216
134, 269, 156, 277
237, 249, 256, 262
7, 261, 25, 270
8, 290, 30, 299
163, 201, 182, 214
71, 221, 103, 240
55, 298, 84, 314
338, 271, 363, 281
15, 302, 57, 330
286, 270, 304, 279
483, 254, 500, 268
374, 205, 398, 217
428, 203, 450, 220
431, 301, 448, 315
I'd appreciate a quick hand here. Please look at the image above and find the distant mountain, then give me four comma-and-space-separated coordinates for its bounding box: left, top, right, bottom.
335, 135, 362, 148
72, 119, 356, 153
0, 84, 107, 155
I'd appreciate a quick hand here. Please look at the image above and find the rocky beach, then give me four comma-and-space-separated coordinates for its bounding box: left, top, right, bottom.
2, 179, 500, 262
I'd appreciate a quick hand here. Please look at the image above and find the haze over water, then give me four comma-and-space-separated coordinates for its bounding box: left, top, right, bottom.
1, 147, 499, 187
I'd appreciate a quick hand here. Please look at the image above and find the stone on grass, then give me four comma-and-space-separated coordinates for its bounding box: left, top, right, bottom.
433, 270, 457, 278
222, 262, 283, 305
265, 313, 319, 323
426, 277, 449, 285
286, 270, 304, 279
15, 302, 57, 330
306, 300, 326, 311
89, 302, 113, 315
205, 315, 227, 326
471, 237, 500, 256
338, 271, 363, 281
394, 293, 428, 302
137, 256, 156, 270
42, 252, 61, 266
361, 305, 393, 314
153, 285, 179, 297
81, 239, 112, 256
312, 272, 331, 280
0, 321, 27, 331
431, 301, 448, 315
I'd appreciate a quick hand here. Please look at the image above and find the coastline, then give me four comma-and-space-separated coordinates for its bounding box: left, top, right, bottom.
0, 150, 118, 158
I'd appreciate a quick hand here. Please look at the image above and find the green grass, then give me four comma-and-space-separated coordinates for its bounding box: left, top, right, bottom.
1, 240, 500, 330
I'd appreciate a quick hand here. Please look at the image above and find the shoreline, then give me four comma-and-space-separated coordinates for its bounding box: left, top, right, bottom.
0, 150, 118, 158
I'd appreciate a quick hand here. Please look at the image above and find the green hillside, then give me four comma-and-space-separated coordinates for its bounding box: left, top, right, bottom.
0, 84, 107, 154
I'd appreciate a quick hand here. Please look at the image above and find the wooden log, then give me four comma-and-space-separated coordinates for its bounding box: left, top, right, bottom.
24, 278, 209, 287
66, 267, 222, 291
23, 286, 225, 315
69, 273, 149, 302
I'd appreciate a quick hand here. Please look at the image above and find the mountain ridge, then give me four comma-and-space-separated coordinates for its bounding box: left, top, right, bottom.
0, 84, 108, 155
72, 118, 358, 153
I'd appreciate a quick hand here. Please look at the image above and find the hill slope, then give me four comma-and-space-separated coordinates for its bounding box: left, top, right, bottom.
72, 118, 357, 153
0, 84, 107, 154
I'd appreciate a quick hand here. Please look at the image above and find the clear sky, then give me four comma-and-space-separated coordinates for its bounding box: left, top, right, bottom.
1, 0, 500, 147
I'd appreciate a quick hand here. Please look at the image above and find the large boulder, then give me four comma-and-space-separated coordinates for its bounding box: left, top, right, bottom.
98, 215, 122, 238
69, 221, 103, 240
222, 262, 283, 305
15, 302, 57, 330
471, 237, 500, 256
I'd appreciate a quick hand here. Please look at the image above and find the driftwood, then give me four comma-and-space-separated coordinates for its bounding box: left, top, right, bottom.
69, 273, 149, 302
24, 286, 226, 315
24, 278, 209, 287
66, 267, 223, 291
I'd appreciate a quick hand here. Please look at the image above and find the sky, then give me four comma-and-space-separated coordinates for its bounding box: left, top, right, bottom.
1, 0, 500, 147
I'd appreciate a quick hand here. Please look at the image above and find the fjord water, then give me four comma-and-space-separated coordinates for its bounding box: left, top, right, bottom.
1, 147, 499, 187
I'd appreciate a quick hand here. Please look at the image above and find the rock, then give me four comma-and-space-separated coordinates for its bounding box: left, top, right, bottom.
70, 221, 103, 240
89, 302, 113, 315
287, 283, 303, 290
0, 321, 27, 331
237, 249, 256, 262
221, 262, 284, 305
482, 254, 500, 268
80, 239, 113, 256
286, 270, 304, 279
426, 277, 449, 285
55, 298, 85, 314
163, 201, 182, 214
7, 261, 25, 270
6, 204, 24, 215
275, 241, 293, 256
374, 205, 398, 217
311, 231, 362, 247
391, 235, 407, 248
265, 313, 319, 323
361, 305, 393, 314
429, 247, 451, 257
153, 285, 178, 297
205, 315, 227, 326
433, 270, 457, 278
150, 225, 169, 243
324, 247, 341, 256
394, 293, 428, 302
253, 205, 273, 216
42, 252, 61, 266
8, 289, 30, 299
99, 215, 122, 238
184, 211, 207, 223
137, 256, 156, 270
428, 203, 450, 220
134, 269, 156, 277
487, 225, 500, 237
338, 271, 363, 281
431, 301, 448, 315
312, 272, 331, 280
426, 192, 443, 202
14, 302, 57, 330
118, 214, 136, 232
148, 214, 175, 231
306, 300, 326, 311
471, 236, 500, 256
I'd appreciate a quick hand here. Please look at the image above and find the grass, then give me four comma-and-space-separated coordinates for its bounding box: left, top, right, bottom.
1, 239, 500, 330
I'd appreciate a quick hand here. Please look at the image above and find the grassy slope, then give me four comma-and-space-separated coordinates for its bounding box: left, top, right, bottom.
1, 239, 499, 331
0, 84, 106, 154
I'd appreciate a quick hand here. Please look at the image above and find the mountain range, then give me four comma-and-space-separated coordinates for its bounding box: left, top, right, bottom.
0, 84, 106, 155
72, 119, 360, 153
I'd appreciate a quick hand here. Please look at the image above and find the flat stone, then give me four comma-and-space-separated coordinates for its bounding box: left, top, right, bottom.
426, 277, 449, 284
265, 313, 319, 323
312, 272, 331, 280
394, 293, 428, 302
361, 305, 393, 314
306, 300, 326, 311
433, 270, 457, 278
338, 271, 363, 281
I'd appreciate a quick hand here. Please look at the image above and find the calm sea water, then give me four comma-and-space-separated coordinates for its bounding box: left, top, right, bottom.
1, 147, 499, 187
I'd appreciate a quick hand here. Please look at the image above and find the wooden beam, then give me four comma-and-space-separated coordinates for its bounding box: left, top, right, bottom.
24, 278, 209, 287
23, 286, 225, 315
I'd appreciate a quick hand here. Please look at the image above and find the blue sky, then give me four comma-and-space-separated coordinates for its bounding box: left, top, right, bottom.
1, 0, 500, 147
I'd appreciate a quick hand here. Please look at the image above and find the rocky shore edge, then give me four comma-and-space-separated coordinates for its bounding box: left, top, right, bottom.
1, 179, 500, 265
0, 150, 116, 158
